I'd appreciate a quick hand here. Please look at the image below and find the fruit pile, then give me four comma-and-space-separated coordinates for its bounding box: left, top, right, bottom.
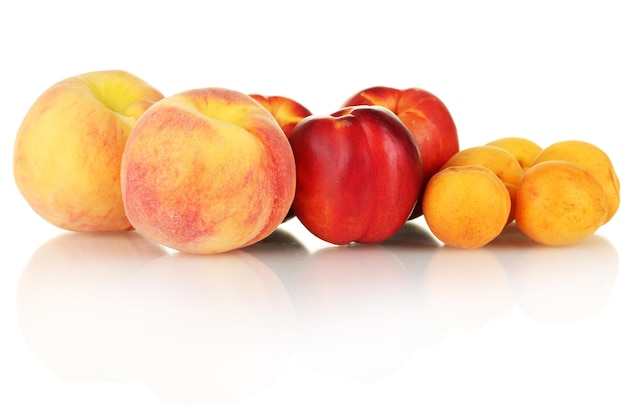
13, 70, 620, 254
422, 138, 619, 248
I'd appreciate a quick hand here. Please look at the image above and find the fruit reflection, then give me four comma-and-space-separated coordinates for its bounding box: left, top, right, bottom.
512, 234, 618, 324
243, 227, 310, 292
378, 221, 450, 349
423, 246, 514, 329
289, 244, 417, 382
124, 250, 296, 403
16, 232, 167, 382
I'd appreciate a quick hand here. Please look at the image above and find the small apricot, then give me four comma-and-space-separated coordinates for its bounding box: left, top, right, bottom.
532, 140, 619, 223
504, 182, 517, 225
515, 160, 609, 246
422, 165, 511, 249
441, 145, 524, 186
486, 137, 542, 171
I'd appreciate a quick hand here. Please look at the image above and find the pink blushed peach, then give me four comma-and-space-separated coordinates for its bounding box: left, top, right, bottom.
120, 87, 296, 254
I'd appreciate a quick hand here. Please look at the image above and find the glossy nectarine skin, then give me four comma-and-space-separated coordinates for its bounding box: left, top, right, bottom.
289, 105, 423, 245
342, 86, 459, 219
120, 87, 296, 254
249, 94, 312, 137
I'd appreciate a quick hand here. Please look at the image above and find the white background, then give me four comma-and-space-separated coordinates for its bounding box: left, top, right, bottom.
1, 1, 625, 413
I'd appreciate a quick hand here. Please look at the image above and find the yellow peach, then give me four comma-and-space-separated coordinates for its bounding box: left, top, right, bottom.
120, 87, 296, 254
13, 69, 164, 231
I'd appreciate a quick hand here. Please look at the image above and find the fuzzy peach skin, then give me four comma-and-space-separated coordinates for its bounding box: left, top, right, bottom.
120, 87, 296, 254
13, 69, 164, 231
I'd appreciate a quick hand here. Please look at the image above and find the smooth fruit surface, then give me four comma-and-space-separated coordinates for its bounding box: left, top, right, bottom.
342, 86, 458, 218
532, 140, 620, 223
120, 87, 296, 254
441, 145, 524, 186
515, 160, 609, 246
504, 182, 517, 225
13, 69, 164, 231
486, 137, 542, 170
289, 105, 423, 244
422, 165, 511, 248
342, 87, 458, 180
249, 94, 312, 137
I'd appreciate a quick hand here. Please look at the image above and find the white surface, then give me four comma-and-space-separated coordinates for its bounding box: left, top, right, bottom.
1, 1, 625, 413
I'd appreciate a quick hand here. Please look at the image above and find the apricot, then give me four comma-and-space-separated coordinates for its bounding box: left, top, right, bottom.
422, 165, 511, 248
504, 182, 517, 225
441, 145, 524, 186
486, 137, 542, 170
532, 140, 620, 223
515, 160, 609, 246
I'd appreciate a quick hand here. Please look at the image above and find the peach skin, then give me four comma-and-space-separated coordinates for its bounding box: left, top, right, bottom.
13, 69, 164, 231
120, 87, 296, 254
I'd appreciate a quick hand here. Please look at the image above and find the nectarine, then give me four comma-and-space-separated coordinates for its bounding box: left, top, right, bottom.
342, 86, 459, 219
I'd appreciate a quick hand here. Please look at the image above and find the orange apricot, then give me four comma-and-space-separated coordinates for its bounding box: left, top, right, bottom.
486, 137, 542, 171
515, 160, 609, 246
532, 140, 619, 223
441, 145, 524, 186
422, 165, 511, 249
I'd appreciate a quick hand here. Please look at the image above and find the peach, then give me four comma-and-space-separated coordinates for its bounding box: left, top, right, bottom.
13, 69, 164, 231
120, 87, 296, 254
